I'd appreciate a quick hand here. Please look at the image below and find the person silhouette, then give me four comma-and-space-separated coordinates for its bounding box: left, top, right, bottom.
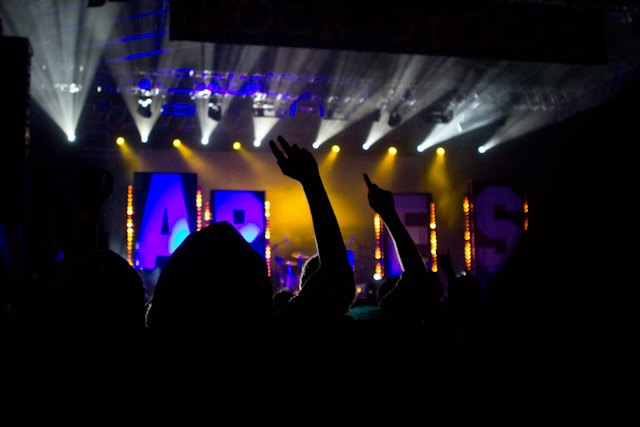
145, 221, 272, 425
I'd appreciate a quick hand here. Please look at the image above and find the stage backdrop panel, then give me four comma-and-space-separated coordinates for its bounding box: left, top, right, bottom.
465, 181, 527, 288
133, 172, 197, 270
210, 190, 267, 261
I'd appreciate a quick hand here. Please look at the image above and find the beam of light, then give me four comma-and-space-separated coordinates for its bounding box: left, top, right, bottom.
425, 146, 458, 228
2, 0, 123, 142
373, 148, 397, 181
106, 2, 202, 146
319, 147, 339, 172
196, 97, 219, 146
174, 140, 209, 172
480, 110, 555, 152
102, 48, 174, 64
116, 136, 138, 180
313, 50, 386, 148
253, 117, 280, 147
416, 82, 507, 152
86, 30, 169, 49
191, 44, 267, 147
362, 119, 393, 150
361, 56, 469, 151
250, 46, 330, 146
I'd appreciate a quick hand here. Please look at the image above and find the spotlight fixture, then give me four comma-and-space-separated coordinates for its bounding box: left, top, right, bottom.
436, 147, 445, 155
478, 145, 487, 154
332, 145, 340, 153
233, 142, 241, 150
173, 139, 181, 147
137, 96, 152, 118
388, 146, 397, 155
116, 137, 125, 145
137, 78, 151, 91
208, 103, 222, 121
388, 109, 402, 127
201, 137, 210, 145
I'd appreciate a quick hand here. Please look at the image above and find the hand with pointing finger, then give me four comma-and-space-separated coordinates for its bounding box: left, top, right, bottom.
363, 173, 396, 219
269, 135, 319, 185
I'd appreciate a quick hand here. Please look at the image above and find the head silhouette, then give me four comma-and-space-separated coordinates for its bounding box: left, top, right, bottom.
147, 221, 272, 341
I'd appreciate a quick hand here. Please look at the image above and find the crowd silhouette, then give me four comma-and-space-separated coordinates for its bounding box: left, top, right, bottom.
0, 117, 631, 426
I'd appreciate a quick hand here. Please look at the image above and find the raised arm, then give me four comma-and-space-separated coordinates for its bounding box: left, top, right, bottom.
270, 136, 354, 308
364, 173, 427, 278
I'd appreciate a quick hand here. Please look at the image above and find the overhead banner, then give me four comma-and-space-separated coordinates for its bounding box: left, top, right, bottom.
169, 0, 606, 65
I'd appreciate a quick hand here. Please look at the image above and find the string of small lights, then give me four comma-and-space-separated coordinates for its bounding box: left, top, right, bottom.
126, 185, 134, 266
265, 201, 271, 277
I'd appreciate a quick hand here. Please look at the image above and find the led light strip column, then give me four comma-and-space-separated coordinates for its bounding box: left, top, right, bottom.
196, 186, 203, 231
463, 195, 474, 272
523, 193, 529, 232
204, 202, 211, 227
265, 201, 271, 277
429, 202, 438, 272
374, 213, 384, 279
126, 185, 134, 266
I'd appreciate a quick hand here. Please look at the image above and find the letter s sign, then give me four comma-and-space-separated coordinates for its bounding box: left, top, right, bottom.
474, 185, 523, 276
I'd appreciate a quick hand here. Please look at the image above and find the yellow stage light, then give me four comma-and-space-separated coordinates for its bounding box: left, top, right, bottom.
173, 139, 181, 147
332, 145, 340, 153
388, 146, 397, 155
116, 137, 125, 145
233, 141, 241, 150
436, 147, 445, 155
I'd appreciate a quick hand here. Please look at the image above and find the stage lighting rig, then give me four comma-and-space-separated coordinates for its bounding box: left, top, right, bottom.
252, 102, 285, 118
421, 89, 464, 124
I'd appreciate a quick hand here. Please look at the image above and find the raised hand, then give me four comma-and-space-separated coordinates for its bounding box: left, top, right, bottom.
270, 135, 355, 313
363, 173, 396, 219
269, 135, 319, 184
